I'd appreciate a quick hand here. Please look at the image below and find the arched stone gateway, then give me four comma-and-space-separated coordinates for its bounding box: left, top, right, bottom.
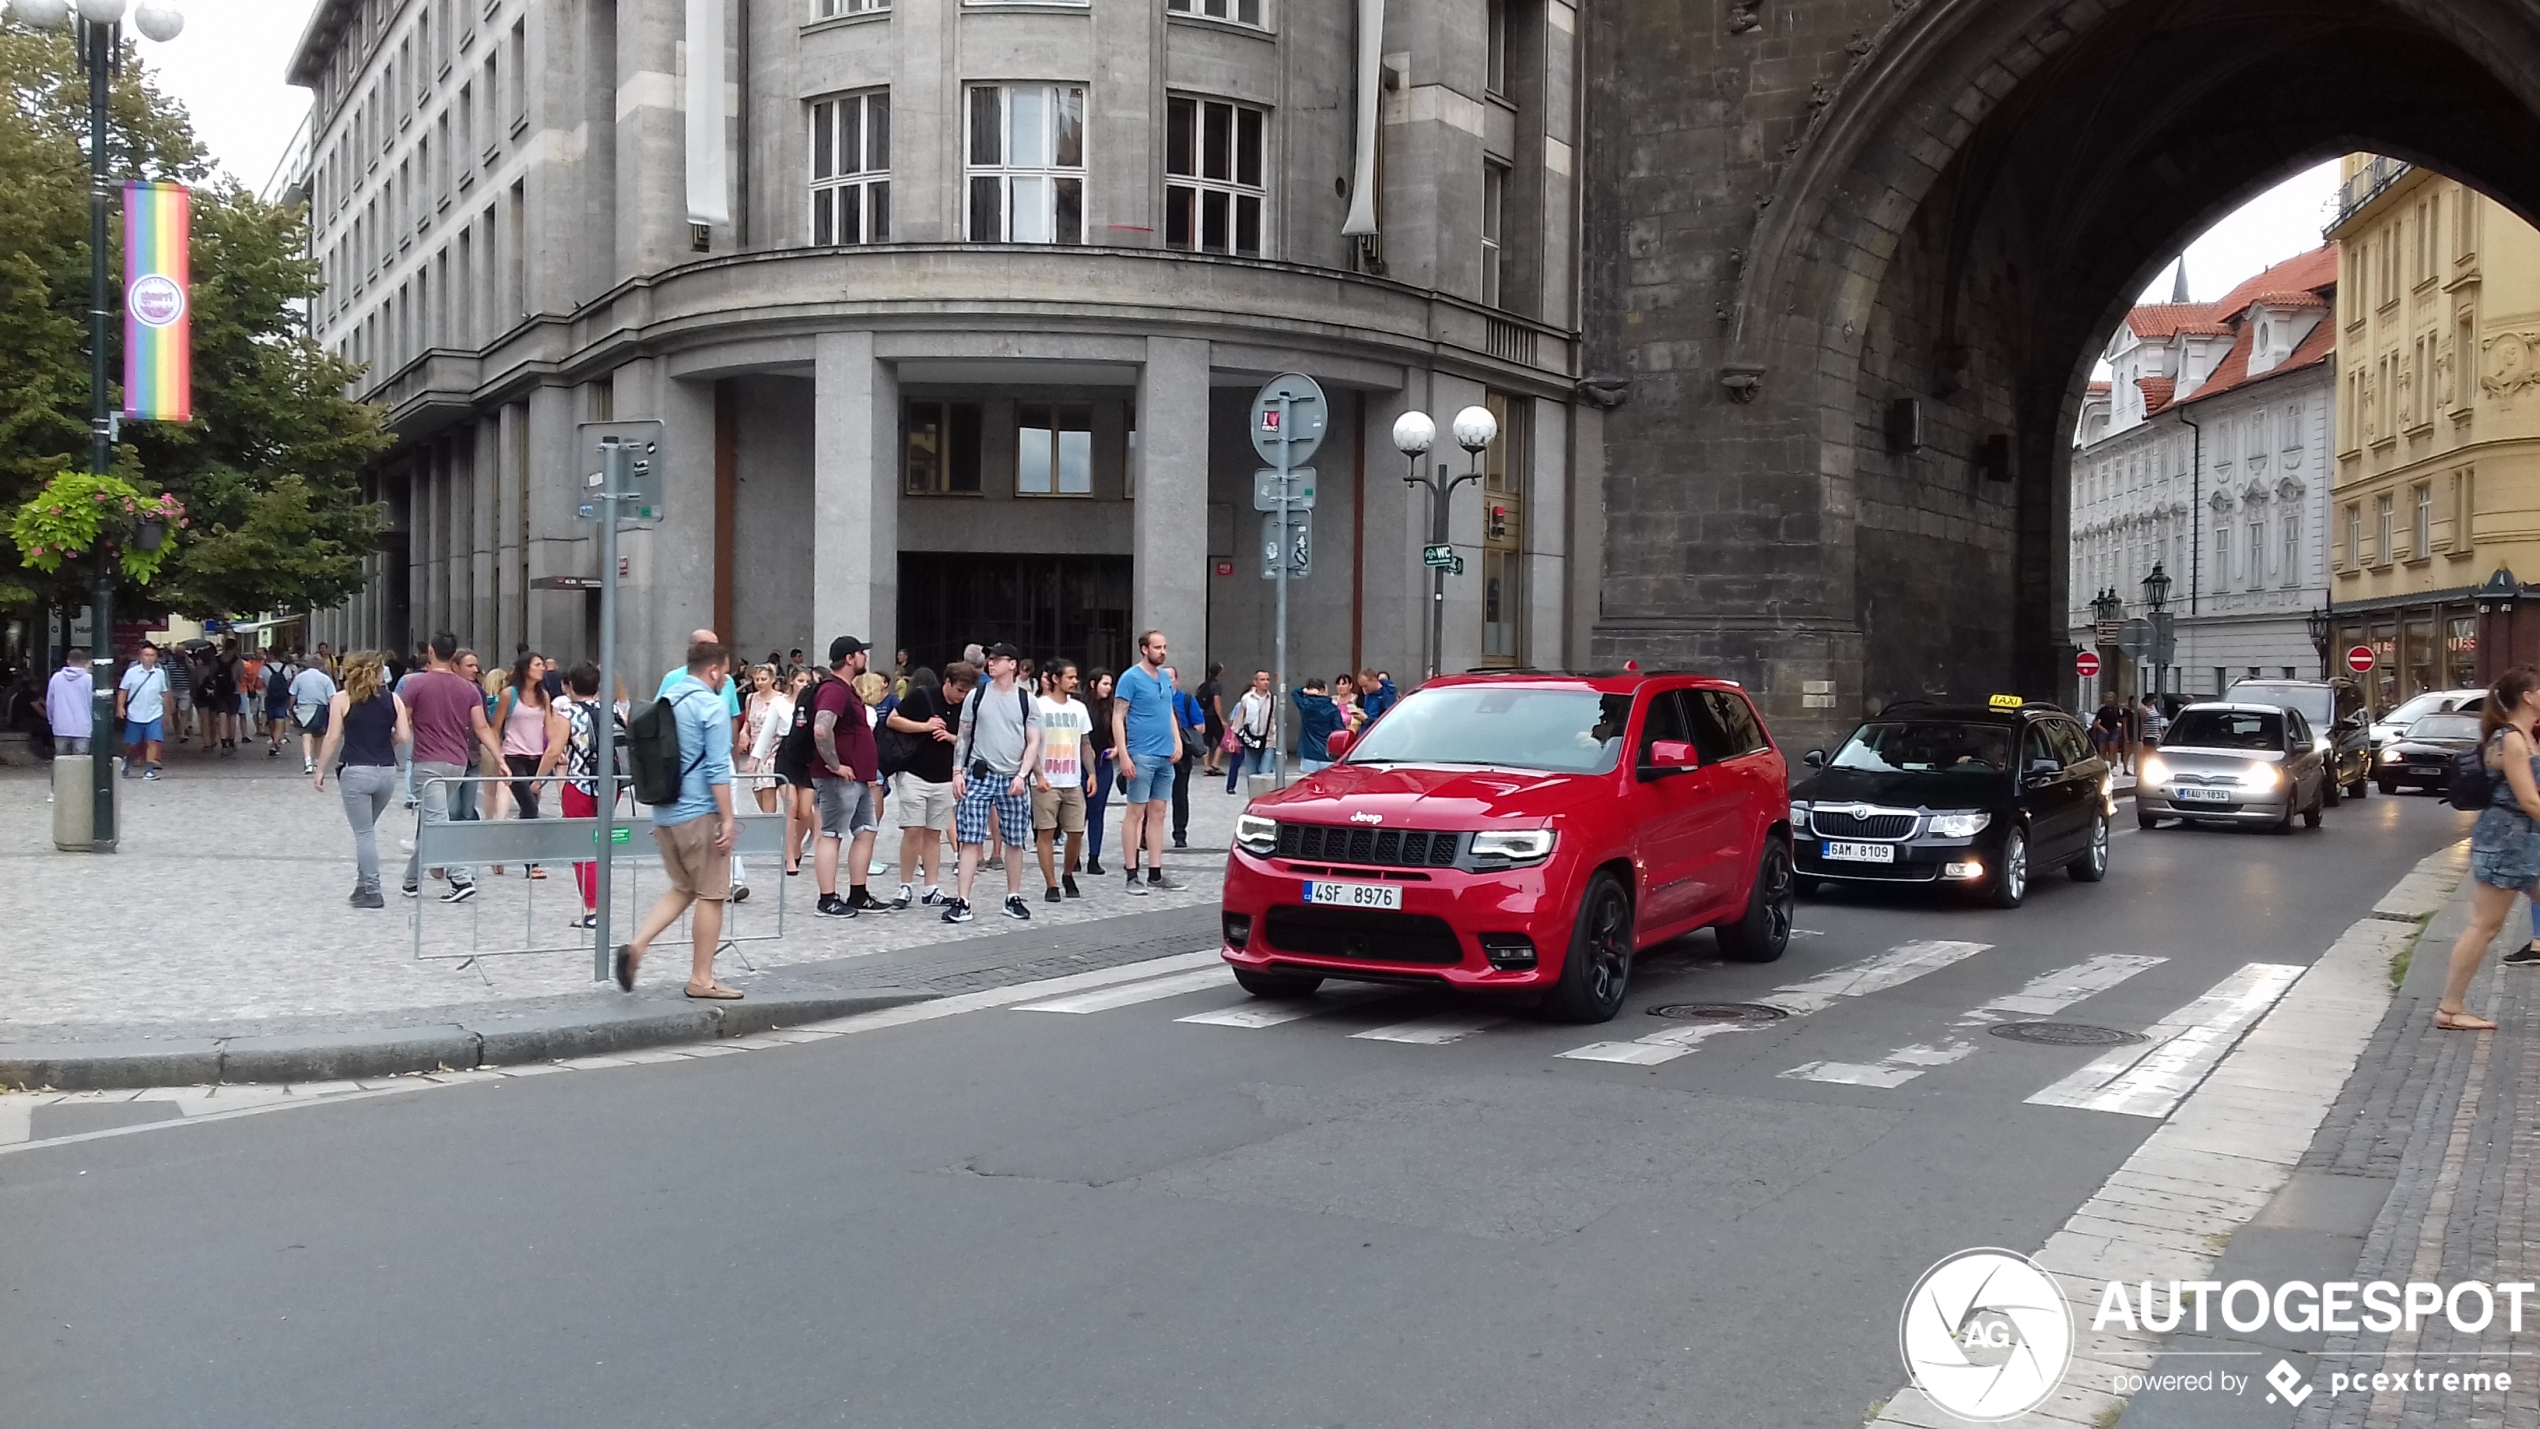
1584, 0, 2540, 745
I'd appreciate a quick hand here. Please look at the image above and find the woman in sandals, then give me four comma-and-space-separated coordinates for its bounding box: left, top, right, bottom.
311, 652, 411, 909
2437, 666, 2540, 1031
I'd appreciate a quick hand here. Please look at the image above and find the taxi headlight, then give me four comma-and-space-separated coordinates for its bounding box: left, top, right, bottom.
2381, 747, 2405, 764
1927, 811, 1992, 838
2140, 755, 2171, 784
1233, 813, 1279, 857
1789, 800, 1813, 833
1470, 829, 1557, 865
2240, 762, 2282, 790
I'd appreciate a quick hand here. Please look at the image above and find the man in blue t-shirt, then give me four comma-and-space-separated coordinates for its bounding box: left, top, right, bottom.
659, 627, 752, 902
1110, 629, 1183, 893
618, 638, 741, 999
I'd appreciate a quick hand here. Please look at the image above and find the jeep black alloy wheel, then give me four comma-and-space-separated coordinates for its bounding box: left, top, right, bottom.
1717, 836, 1794, 963
1545, 870, 1634, 1023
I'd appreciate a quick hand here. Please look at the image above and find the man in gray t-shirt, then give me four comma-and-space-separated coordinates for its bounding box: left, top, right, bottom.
946, 644, 1043, 924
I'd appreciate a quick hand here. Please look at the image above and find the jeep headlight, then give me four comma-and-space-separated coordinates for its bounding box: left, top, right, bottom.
1469, 829, 1557, 865
1927, 811, 1991, 838
1233, 813, 1279, 857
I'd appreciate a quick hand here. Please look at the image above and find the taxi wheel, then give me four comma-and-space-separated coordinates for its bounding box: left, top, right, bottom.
1543, 871, 1635, 1023
1987, 827, 2029, 909
1233, 968, 1324, 998
1717, 837, 1795, 964
2069, 816, 2110, 882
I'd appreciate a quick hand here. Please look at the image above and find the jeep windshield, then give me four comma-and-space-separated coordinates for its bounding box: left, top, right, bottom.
1343, 686, 1633, 774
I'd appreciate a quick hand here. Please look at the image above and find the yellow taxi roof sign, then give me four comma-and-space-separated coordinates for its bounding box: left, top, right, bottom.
1987, 694, 2025, 710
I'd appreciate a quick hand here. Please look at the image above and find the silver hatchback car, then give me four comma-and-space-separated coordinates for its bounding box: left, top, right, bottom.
2137, 702, 2331, 832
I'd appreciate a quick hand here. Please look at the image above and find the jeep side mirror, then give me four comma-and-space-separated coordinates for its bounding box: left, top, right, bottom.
1325, 729, 1355, 760
1640, 740, 1697, 779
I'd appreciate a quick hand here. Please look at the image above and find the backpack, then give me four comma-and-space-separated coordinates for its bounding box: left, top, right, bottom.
2450, 733, 2501, 812
777, 672, 829, 766
628, 690, 707, 806
874, 692, 923, 778
959, 683, 1035, 775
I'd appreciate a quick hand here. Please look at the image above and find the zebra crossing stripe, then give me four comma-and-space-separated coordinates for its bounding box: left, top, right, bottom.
1011, 966, 1235, 1014
1780, 953, 2167, 1088
1176, 986, 1403, 1027
2024, 962, 2303, 1117
1349, 1012, 1507, 1045
1557, 940, 1991, 1066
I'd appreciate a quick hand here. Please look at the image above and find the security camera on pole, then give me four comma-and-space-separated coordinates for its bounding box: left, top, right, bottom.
1252, 373, 1327, 788
1392, 405, 1497, 681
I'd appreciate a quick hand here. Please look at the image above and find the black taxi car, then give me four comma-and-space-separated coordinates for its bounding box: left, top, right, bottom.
1789, 696, 2114, 909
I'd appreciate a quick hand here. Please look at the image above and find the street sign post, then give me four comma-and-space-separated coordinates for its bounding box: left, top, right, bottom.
575, 420, 666, 525
580, 429, 659, 984
2116, 618, 2152, 659
2075, 650, 2102, 678
1252, 373, 1328, 788
1422, 543, 1455, 568
2347, 645, 2376, 674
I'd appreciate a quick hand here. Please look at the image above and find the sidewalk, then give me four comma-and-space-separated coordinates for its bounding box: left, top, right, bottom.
3, 749, 1242, 1085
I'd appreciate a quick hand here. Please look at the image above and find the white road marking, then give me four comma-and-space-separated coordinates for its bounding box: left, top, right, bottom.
2025, 962, 2305, 1117
1780, 953, 2166, 1088
1011, 966, 1234, 1014
1348, 1012, 1507, 1045
1176, 986, 1403, 1027
1558, 940, 1991, 1066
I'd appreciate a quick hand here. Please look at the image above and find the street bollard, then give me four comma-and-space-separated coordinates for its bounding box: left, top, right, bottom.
52, 754, 107, 851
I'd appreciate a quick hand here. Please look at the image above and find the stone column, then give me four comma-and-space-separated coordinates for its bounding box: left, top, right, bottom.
812, 330, 900, 653
1525, 400, 1570, 667
523, 387, 581, 660
1135, 336, 1211, 657
614, 0, 685, 281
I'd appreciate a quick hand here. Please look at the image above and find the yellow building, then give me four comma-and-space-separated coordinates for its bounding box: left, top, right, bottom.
2328, 156, 2540, 707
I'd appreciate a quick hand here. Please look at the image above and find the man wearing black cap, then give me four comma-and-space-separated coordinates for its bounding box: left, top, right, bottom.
810, 635, 890, 915
947, 642, 1043, 923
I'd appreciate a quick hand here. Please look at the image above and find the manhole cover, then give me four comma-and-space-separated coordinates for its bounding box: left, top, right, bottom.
1647, 1002, 1789, 1023
1987, 1021, 2145, 1047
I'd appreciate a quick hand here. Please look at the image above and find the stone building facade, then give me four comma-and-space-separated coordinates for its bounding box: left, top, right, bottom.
290, 0, 1592, 686
2326, 157, 2540, 707
2069, 248, 2338, 703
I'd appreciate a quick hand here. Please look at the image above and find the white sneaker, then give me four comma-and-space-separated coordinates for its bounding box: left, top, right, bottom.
303, 758, 315, 774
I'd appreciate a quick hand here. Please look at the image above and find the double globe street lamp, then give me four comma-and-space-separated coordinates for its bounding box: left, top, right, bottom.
1392, 405, 1497, 680
9, 0, 187, 851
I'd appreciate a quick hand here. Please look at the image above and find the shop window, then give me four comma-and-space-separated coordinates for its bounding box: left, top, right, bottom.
905, 400, 983, 494
1016, 405, 1093, 495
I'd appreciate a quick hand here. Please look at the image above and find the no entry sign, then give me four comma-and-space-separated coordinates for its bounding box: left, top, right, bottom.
2075, 651, 2101, 678
2347, 645, 2376, 674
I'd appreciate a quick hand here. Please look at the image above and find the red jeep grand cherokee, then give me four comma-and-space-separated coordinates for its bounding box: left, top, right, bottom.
1220, 672, 1794, 1022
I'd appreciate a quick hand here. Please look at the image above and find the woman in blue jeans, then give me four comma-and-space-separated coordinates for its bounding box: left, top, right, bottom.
1082, 670, 1116, 875
311, 652, 412, 909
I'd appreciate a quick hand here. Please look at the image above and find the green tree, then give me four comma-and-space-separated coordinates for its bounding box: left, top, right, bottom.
0, 20, 387, 633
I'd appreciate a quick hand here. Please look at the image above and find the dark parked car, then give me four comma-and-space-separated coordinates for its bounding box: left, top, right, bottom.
2223, 678, 2371, 801
2376, 711, 2484, 795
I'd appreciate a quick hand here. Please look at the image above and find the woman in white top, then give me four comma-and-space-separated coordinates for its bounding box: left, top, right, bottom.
744, 663, 790, 814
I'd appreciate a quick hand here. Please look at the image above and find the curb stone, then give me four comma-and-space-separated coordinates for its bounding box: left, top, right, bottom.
0, 989, 936, 1091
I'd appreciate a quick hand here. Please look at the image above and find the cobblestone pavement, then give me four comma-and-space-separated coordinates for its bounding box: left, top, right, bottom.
2297, 879, 2540, 1429
3, 744, 1249, 1036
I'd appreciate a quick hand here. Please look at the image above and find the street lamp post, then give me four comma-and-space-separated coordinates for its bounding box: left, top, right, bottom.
2478, 566, 2521, 685
1392, 407, 1495, 680
2142, 562, 2172, 696
2306, 604, 2333, 682
14, 0, 187, 851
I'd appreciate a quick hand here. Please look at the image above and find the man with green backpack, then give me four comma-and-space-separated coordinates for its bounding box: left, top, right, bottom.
615, 637, 743, 999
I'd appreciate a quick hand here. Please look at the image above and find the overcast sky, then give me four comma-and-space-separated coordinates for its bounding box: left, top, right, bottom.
146, 7, 2342, 307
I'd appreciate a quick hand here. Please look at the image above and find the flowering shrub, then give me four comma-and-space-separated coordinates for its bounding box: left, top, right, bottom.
10, 473, 187, 583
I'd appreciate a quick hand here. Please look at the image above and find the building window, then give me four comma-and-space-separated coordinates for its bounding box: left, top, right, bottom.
2282, 511, 2299, 588
904, 400, 983, 494
1481, 161, 1507, 308
1166, 0, 1261, 25
2412, 483, 2432, 559
2453, 467, 2475, 552
2344, 503, 2362, 570
1164, 97, 1265, 256
966, 84, 1085, 244
1016, 405, 1093, 495
2375, 493, 2394, 565
2247, 521, 2264, 590
2214, 526, 2230, 590
1480, 390, 1530, 665
810, 92, 891, 244
1485, 0, 1508, 96
813, 0, 887, 15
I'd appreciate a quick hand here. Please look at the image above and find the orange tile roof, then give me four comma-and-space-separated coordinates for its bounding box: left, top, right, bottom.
2137, 376, 2177, 413
2178, 311, 2335, 407
2127, 304, 2231, 339
2086, 380, 2111, 395
2210, 245, 2338, 321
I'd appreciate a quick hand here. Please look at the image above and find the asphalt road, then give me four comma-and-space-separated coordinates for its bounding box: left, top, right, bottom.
3, 792, 2471, 1429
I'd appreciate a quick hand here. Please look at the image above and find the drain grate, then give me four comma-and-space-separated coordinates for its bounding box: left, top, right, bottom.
1647, 1002, 1789, 1023
1987, 1021, 2145, 1047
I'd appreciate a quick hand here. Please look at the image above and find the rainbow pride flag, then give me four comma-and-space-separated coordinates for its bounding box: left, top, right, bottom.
123, 181, 191, 423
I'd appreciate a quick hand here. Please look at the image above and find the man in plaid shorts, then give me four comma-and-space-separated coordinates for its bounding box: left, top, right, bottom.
945, 643, 1044, 924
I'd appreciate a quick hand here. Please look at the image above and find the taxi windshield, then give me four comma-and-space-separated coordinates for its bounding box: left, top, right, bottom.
1344, 686, 1635, 774
1830, 721, 2013, 774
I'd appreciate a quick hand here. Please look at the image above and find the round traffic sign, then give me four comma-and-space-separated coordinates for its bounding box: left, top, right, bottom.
2346, 645, 2376, 674
1250, 373, 1328, 468
2075, 651, 2101, 678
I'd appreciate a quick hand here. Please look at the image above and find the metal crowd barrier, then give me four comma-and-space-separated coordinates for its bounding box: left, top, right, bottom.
410, 772, 794, 979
